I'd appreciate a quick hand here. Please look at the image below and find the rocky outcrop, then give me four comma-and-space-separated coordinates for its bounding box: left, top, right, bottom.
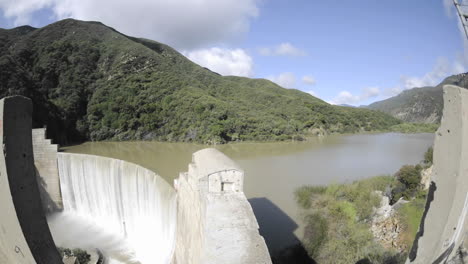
371, 192, 407, 252
420, 165, 432, 191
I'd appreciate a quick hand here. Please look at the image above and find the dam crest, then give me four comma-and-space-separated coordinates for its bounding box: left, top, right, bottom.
0, 95, 271, 263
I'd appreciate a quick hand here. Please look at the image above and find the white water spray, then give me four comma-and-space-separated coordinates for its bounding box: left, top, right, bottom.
48, 212, 139, 264
56, 153, 177, 264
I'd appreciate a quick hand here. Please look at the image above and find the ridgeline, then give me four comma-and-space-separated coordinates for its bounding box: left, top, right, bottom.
1, 19, 402, 144
367, 73, 468, 123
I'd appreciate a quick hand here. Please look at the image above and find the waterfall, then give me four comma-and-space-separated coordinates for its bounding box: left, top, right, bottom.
56, 153, 177, 264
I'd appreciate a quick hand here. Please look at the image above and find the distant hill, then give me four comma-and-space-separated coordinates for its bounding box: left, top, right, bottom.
0, 19, 401, 144
338, 104, 356, 108
367, 73, 468, 123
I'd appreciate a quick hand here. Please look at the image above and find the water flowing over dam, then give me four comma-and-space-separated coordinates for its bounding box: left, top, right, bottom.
0, 95, 270, 264
57, 152, 177, 264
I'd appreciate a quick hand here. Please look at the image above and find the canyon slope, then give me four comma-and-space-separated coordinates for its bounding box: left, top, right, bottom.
367, 73, 468, 123
0, 19, 400, 144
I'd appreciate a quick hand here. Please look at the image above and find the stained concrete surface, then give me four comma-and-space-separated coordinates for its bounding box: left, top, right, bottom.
407, 85, 468, 263
175, 148, 271, 264
32, 128, 62, 212
0, 96, 61, 264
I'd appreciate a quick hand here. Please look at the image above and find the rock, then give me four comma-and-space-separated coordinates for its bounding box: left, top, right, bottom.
420, 165, 433, 190
392, 197, 409, 211
370, 191, 407, 253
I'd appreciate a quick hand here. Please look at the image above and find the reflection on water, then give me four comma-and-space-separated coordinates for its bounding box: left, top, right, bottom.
63, 133, 434, 253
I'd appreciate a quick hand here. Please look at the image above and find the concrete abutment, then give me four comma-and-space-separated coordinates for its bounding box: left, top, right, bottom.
0, 96, 62, 264
408, 85, 468, 263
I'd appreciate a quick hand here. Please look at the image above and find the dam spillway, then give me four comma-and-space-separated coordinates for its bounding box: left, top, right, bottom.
0, 95, 271, 264
56, 153, 177, 264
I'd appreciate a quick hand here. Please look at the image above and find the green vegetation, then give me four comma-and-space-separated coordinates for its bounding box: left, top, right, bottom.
295, 176, 402, 264
58, 247, 91, 264
389, 123, 439, 133
424, 146, 433, 165
395, 198, 426, 247
0, 19, 402, 144
295, 147, 433, 263
391, 165, 423, 204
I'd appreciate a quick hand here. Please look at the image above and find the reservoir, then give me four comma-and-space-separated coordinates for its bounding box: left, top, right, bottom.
63, 133, 434, 255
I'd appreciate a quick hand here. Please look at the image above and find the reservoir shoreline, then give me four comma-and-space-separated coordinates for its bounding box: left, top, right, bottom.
63, 132, 434, 254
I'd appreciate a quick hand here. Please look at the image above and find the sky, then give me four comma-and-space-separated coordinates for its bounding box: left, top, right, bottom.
0, 0, 466, 106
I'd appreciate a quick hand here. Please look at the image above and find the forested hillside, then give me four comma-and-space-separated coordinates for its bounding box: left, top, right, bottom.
0, 19, 401, 144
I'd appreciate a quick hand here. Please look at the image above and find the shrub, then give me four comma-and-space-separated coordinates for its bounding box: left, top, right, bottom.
294, 185, 326, 209
330, 200, 358, 222
57, 247, 91, 264
390, 181, 407, 204
395, 165, 422, 192
295, 176, 399, 263
303, 213, 328, 258
424, 147, 433, 165
58, 247, 71, 257
74, 248, 91, 264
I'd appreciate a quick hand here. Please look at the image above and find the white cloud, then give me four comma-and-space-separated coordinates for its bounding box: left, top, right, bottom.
0, 0, 260, 50
400, 57, 465, 89
330, 87, 381, 105
362, 87, 380, 98
334, 56, 466, 105
259, 43, 307, 57
330, 91, 360, 105
302, 75, 316, 85
267, 72, 296, 88
185, 48, 253, 77
365, 56, 466, 103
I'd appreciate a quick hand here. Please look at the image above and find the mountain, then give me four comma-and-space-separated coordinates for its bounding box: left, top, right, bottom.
338, 104, 356, 108
367, 73, 468, 123
0, 19, 401, 144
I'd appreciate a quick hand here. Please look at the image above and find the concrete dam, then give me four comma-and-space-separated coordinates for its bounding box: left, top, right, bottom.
56, 153, 177, 263
0, 96, 271, 263
1, 85, 468, 264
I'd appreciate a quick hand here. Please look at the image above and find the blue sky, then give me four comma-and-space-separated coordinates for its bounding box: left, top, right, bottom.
0, 0, 465, 105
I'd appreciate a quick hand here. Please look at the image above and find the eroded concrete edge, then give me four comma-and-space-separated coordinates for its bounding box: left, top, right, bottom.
407, 85, 468, 263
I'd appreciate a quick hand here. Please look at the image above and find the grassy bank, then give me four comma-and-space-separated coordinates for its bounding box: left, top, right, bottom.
294, 147, 433, 264
389, 123, 439, 133
295, 176, 404, 264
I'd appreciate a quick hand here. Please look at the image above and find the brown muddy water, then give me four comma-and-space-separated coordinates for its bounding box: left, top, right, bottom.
63, 133, 434, 254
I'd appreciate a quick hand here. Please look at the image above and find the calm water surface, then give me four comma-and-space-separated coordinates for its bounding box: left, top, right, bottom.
63, 133, 434, 253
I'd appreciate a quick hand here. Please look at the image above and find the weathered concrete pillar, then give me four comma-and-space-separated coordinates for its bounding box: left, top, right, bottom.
174, 148, 271, 264
407, 85, 468, 263
0, 96, 62, 264
32, 128, 62, 212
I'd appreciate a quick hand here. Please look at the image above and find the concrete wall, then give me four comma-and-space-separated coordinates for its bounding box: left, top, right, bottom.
32, 128, 62, 212
0, 96, 61, 264
174, 148, 271, 264
408, 85, 468, 263
0, 97, 273, 264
